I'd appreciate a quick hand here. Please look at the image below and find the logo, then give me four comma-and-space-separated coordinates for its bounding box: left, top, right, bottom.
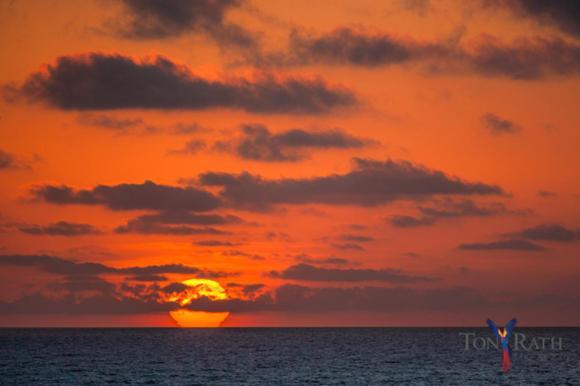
486, 318, 517, 373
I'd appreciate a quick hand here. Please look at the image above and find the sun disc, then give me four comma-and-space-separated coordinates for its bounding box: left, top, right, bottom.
168, 278, 229, 328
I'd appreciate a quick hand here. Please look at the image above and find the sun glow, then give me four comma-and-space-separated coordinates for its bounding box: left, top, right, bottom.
168, 278, 229, 328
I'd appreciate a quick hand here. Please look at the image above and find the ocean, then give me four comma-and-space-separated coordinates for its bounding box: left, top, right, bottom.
0, 328, 578, 385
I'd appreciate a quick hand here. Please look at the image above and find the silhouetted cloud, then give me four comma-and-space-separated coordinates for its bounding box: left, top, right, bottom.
509, 223, 580, 242
537, 190, 557, 198
214, 123, 370, 162
0, 284, 494, 314
0, 149, 17, 170
18, 221, 102, 236
112, 0, 258, 49
194, 240, 241, 247
269, 263, 435, 283
226, 282, 265, 296
331, 243, 365, 251
0, 254, 233, 278
198, 158, 503, 210
128, 274, 169, 282
31, 180, 220, 212
256, 27, 580, 79
458, 239, 545, 251
221, 250, 265, 260
390, 215, 435, 227
77, 113, 144, 131
2, 276, 577, 316
390, 199, 523, 227
5, 53, 356, 114
283, 27, 436, 67
114, 211, 240, 235
115, 222, 229, 236
121, 211, 242, 226
295, 254, 350, 266
488, 0, 580, 38
398, 0, 432, 15
168, 139, 207, 155
481, 113, 520, 134
338, 234, 375, 242
0, 148, 31, 170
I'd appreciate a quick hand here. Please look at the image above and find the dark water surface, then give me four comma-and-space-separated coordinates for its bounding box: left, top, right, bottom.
0, 328, 578, 385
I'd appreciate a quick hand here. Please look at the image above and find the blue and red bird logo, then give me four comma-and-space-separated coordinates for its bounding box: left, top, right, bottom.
487, 318, 517, 373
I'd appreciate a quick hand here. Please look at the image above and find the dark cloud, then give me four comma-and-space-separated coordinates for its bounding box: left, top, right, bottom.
0, 149, 30, 170
221, 250, 265, 260
509, 223, 580, 242
112, 0, 258, 48
128, 274, 169, 282
338, 234, 375, 242
168, 139, 207, 155
458, 238, 546, 251
481, 113, 520, 134
463, 35, 580, 79
263, 285, 486, 313
0, 254, 233, 278
77, 113, 144, 131
490, 0, 580, 38
214, 123, 370, 162
226, 282, 265, 296
114, 211, 242, 235
295, 254, 351, 266
114, 210, 240, 235
537, 190, 557, 198
198, 158, 503, 210
398, 0, 432, 15
331, 243, 365, 251
390, 199, 522, 228
5, 53, 356, 114
47, 275, 116, 294
18, 221, 102, 236
127, 211, 242, 225
194, 240, 241, 247
0, 149, 17, 170
269, 263, 435, 283
283, 27, 434, 67
115, 222, 229, 236
390, 214, 435, 228
257, 27, 580, 79
2, 275, 577, 316
31, 180, 220, 212
0, 284, 492, 315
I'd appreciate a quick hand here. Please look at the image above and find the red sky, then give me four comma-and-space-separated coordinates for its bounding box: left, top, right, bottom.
1, 0, 579, 327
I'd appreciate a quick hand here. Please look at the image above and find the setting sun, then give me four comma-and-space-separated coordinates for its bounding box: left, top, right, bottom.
168, 279, 229, 328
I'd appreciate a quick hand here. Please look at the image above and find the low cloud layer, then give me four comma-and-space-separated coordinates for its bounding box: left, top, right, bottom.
5, 53, 356, 114
214, 124, 370, 162
0, 254, 233, 278
489, 0, 580, 38
0, 149, 17, 170
257, 27, 580, 79
390, 199, 522, 228
481, 113, 520, 134
111, 0, 258, 49
114, 211, 241, 235
31, 180, 220, 212
18, 221, 101, 236
198, 158, 503, 210
458, 238, 545, 251
269, 263, 435, 283
508, 223, 580, 242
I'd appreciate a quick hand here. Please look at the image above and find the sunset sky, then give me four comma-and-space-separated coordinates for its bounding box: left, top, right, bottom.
1, 0, 579, 327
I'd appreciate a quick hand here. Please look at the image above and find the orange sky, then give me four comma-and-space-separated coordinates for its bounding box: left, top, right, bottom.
1, 0, 579, 327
